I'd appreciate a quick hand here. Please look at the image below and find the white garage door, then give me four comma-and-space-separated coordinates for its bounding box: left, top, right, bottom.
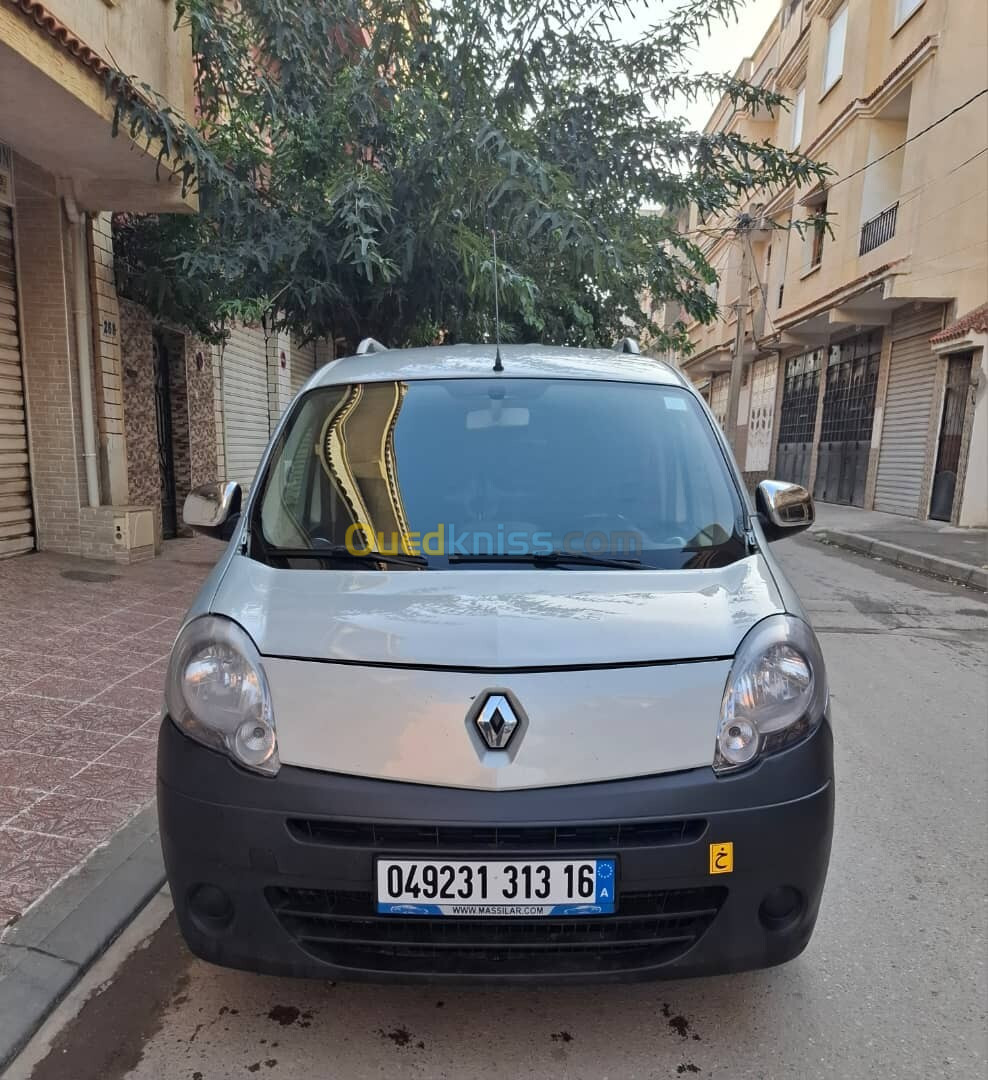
745, 357, 778, 473
709, 373, 729, 431
0, 206, 33, 558
222, 325, 270, 489
874, 308, 944, 516
290, 338, 317, 398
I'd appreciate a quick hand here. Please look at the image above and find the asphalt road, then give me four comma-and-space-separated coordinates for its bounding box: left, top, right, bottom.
12, 537, 987, 1080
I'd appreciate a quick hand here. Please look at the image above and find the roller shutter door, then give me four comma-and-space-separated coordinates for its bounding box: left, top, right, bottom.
290, 338, 317, 398
0, 206, 33, 558
222, 325, 270, 489
874, 308, 944, 516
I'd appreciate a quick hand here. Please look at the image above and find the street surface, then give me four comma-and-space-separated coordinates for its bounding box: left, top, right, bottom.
11, 537, 987, 1080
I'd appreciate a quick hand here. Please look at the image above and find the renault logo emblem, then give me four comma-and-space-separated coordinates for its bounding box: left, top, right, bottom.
474, 693, 520, 750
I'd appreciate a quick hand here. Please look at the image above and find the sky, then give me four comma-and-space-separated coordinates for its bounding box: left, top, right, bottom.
617, 0, 783, 130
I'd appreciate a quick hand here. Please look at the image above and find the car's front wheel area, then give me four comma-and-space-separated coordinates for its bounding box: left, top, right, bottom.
157, 718, 834, 983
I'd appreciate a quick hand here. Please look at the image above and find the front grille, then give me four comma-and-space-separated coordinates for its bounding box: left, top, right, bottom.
287, 817, 706, 850
266, 887, 727, 975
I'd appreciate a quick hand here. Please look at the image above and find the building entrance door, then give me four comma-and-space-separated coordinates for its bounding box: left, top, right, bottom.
929, 353, 973, 522
814, 333, 881, 506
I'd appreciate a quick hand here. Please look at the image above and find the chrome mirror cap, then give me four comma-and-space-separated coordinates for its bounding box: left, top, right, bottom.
756, 480, 814, 542
183, 481, 242, 538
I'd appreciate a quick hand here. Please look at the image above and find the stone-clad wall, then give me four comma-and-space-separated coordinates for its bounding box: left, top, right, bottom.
119, 298, 161, 543
184, 337, 217, 491
118, 299, 218, 544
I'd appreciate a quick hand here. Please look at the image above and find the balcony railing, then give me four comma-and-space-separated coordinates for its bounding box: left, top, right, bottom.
860, 202, 899, 256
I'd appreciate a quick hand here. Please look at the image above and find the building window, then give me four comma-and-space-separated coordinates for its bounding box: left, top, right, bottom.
822, 4, 848, 94
810, 196, 828, 269
791, 85, 806, 148
894, 0, 923, 28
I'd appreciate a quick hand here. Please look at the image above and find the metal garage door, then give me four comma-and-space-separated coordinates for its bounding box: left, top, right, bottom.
873, 308, 945, 516
221, 325, 271, 489
814, 331, 881, 507
290, 337, 317, 398
0, 206, 33, 558
776, 350, 821, 488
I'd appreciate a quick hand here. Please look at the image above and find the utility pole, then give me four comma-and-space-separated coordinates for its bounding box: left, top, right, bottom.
725, 215, 752, 458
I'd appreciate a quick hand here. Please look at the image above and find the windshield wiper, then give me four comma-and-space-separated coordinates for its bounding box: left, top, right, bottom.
266, 545, 428, 568
447, 551, 643, 569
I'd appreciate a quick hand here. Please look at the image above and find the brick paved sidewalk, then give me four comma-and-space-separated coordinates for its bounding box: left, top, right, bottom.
0, 538, 218, 927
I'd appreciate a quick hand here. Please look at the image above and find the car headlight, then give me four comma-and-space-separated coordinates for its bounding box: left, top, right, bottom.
165, 615, 279, 776
714, 614, 827, 774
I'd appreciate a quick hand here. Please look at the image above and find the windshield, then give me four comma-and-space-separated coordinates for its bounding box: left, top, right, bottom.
254, 378, 746, 570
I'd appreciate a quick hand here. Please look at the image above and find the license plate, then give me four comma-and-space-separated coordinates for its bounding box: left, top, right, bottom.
376, 857, 617, 916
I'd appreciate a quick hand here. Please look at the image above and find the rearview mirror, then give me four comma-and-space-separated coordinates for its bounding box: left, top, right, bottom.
755, 479, 814, 542
183, 481, 242, 541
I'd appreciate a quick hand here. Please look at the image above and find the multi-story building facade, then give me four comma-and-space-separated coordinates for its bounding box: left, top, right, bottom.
2, 1, 329, 560
1, 0, 200, 559
681, 0, 987, 527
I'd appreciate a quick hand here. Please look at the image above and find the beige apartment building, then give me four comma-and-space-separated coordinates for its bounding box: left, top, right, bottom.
680, 0, 988, 527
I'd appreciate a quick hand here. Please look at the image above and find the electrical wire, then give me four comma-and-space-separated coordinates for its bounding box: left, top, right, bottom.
675, 88, 988, 240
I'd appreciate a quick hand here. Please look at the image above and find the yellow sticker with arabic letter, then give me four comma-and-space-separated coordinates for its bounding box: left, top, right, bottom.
709, 842, 733, 875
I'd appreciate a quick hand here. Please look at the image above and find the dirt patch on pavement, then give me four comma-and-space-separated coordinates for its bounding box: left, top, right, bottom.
26, 916, 194, 1080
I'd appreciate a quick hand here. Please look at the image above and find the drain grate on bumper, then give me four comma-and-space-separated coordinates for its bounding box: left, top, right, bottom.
266, 886, 727, 975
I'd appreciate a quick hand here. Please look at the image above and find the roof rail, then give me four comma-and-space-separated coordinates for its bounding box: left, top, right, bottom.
356, 337, 388, 355
614, 337, 640, 355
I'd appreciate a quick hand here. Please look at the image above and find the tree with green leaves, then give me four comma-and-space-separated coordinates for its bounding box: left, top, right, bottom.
108, 0, 828, 352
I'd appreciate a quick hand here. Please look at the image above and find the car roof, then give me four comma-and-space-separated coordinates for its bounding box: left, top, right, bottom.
312, 344, 689, 389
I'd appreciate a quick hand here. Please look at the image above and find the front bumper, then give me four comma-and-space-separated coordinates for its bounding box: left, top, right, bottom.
158, 718, 834, 983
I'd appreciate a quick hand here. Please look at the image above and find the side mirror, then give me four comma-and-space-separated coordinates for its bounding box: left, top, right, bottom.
755, 479, 815, 542
183, 481, 243, 541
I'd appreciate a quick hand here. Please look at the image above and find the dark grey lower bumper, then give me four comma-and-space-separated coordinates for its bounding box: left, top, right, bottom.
157, 718, 834, 983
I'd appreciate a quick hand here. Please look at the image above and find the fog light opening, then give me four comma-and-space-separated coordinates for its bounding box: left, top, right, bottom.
188, 883, 235, 934
759, 886, 804, 932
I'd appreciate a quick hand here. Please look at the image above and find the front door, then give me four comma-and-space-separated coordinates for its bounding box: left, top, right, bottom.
929, 353, 973, 522
814, 333, 881, 507
152, 335, 178, 539
776, 350, 821, 488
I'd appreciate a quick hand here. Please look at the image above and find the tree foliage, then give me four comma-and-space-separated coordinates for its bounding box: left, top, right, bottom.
108, 0, 829, 351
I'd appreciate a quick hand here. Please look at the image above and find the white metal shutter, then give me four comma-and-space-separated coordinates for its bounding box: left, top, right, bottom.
221, 325, 270, 489
0, 207, 33, 558
745, 357, 778, 473
709, 373, 729, 430
290, 338, 317, 398
873, 308, 944, 516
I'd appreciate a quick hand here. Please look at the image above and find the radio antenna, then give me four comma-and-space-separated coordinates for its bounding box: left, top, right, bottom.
491, 228, 504, 372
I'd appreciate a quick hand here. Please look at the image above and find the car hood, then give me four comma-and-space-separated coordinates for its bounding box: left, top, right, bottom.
209, 553, 784, 667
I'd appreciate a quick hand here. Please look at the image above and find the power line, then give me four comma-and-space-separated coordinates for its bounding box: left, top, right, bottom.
825, 87, 987, 194
678, 87, 988, 241
759, 88, 988, 223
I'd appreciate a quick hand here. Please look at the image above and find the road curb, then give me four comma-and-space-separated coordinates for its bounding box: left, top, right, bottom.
813, 529, 988, 591
0, 803, 165, 1072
